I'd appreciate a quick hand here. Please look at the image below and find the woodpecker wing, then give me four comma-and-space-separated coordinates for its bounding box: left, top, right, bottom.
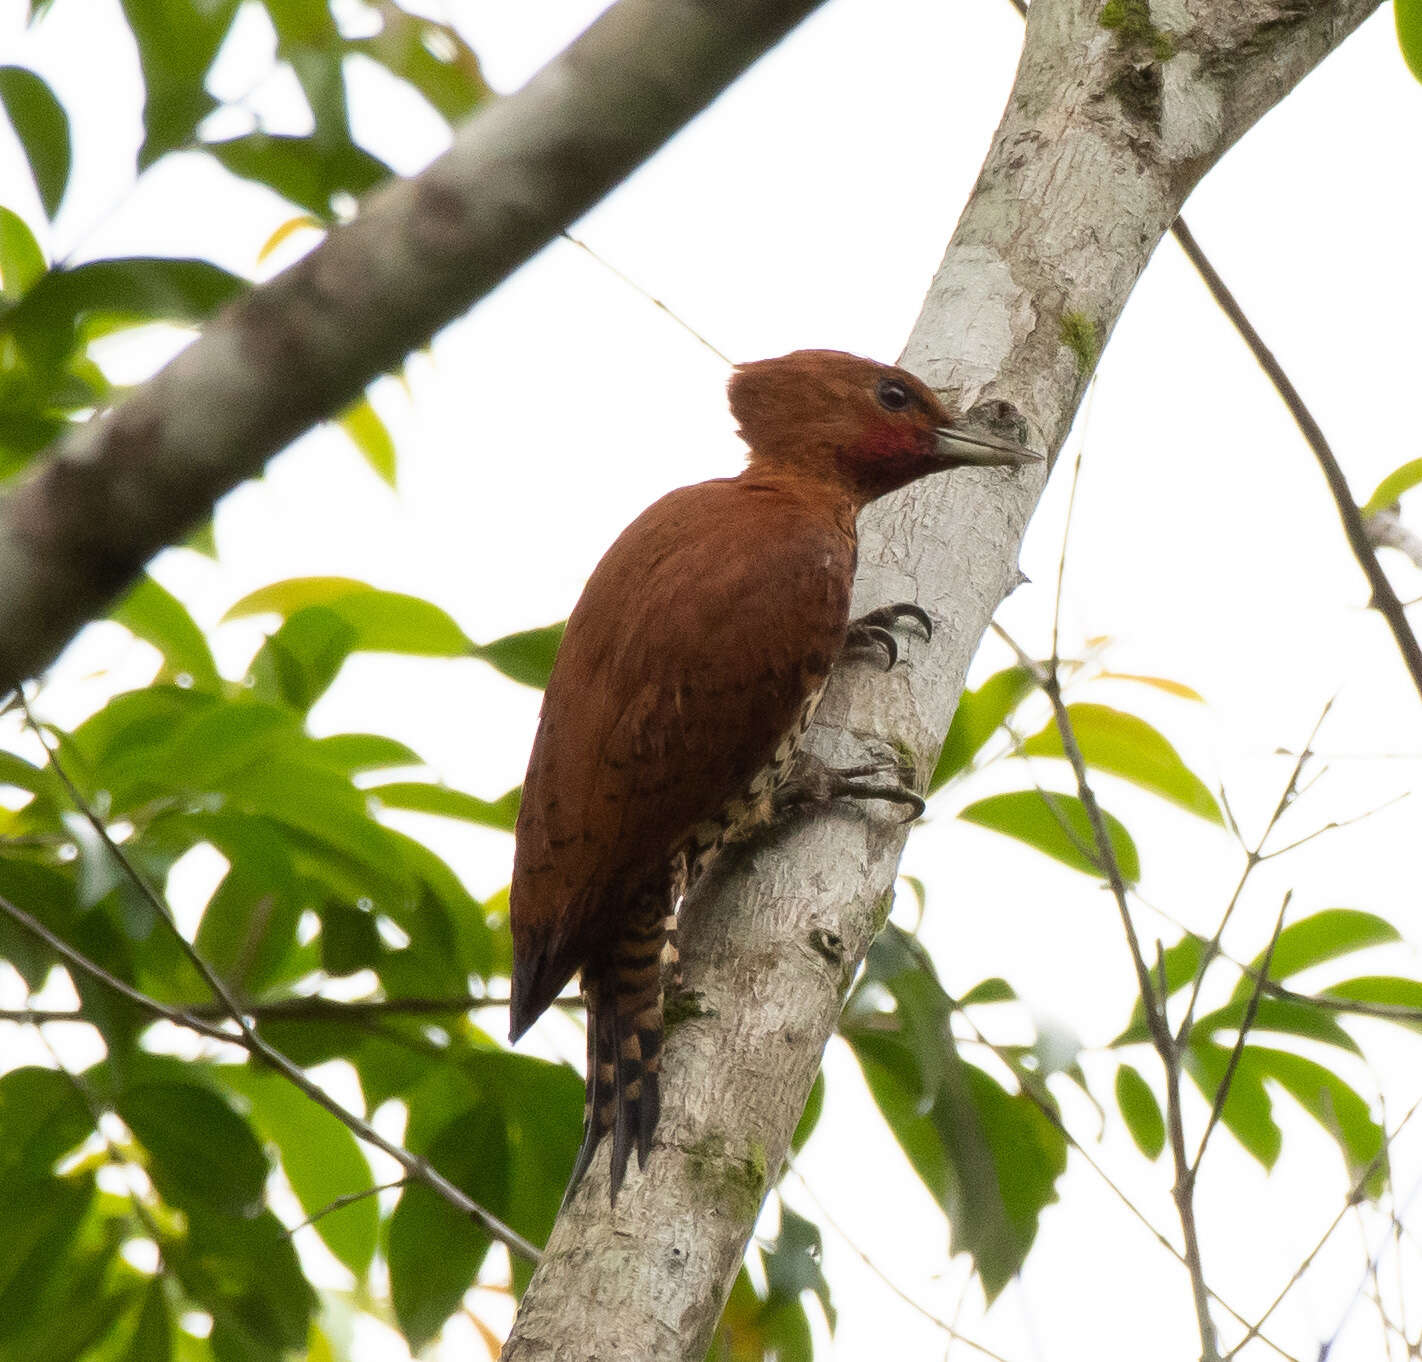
509, 475, 855, 1036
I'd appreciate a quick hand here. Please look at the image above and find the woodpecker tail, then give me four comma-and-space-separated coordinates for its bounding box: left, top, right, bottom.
564, 898, 669, 1205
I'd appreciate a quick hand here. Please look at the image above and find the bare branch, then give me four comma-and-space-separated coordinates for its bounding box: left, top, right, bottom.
1169, 218, 1422, 704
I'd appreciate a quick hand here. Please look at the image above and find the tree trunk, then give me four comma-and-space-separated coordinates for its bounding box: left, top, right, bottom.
500, 0, 1382, 1357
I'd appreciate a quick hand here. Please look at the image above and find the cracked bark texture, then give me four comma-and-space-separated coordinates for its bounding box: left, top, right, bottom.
501, 0, 1382, 1357
0, 0, 828, 688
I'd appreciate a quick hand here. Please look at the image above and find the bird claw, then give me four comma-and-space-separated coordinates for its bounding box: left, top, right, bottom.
844, 603, 933, 670
843, 623, 898, 670
777, 757, 926, 823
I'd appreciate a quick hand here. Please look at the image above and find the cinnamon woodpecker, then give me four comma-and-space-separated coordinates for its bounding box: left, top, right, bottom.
509, 349, 1040, 1201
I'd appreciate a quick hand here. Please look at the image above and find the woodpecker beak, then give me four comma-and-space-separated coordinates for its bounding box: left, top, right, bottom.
932, 425, 1043, 468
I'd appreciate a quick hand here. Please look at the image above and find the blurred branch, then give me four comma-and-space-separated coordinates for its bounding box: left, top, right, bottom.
0, 0, 829, 688
1169, 218, 1422, 705
994, 618, 1221, 1362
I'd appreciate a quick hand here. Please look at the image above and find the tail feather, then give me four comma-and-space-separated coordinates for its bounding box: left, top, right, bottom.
561, 902, 668, 1205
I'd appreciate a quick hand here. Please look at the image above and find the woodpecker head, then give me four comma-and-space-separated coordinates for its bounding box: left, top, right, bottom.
729, 350, 1041, 504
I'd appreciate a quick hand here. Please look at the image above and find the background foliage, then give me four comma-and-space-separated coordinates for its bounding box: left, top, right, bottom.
2, 2, 1421, 1360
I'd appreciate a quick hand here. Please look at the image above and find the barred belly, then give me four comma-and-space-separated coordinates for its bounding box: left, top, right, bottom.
673, 677, 829, 899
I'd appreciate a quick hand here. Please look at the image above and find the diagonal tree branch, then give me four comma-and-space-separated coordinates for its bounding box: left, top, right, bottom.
503, 1, 1385, 1357
1168, 217, 1422, 703
0, 0, 828, 688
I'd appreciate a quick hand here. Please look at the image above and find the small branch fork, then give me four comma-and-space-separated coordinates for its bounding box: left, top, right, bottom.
3, 691, 541, 1266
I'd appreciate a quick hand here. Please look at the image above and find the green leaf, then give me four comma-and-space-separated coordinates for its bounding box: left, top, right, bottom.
122, 1279, 173, 1362
929, 666, 1035, 792
0, 1174, 95, 1336
0, 1067, 92, 1188
192, 850, 302, 998
0, 67, 70, 217
1114, 1064, 1165, 1158
1362, 456, 1422, 515
1398, 0, 1422, 84
1253, 1047, 1385, 1195
388, 1103, 511, 1350
1230, 909, 1401, 1003
1113, 934, 1205, 1045
959, 790, 1141, 882
959, 977, 1017, 1006
1182, 1040, 1281, 1168
223, 1066, 378, 1280
247, 607, 360, 712
370, 781, 520, 831
763, 1206, 835, 1330
206, 133, 388, 219
1323, 976, 1422, 1029
310, 732, 422, 775
470, 622, 565, 690
843, 926, 1065, 1299
117, 1080, 268, 1216
1018, 703, 1222, 823
319, 899, 382, 976
1196, 995, 1362, 1055
0, 859, 76, 987
120, 0, 241, 166
226, 578, 472, 655
160, 699, 304, 791
337, 396, 396, 486
173, 1203, 314, 1356
791, 1070, 824, 1153
7, 257, 245, 369
112, 575, 221, 692
350, 10, 489, 123
0, 205, 45, 301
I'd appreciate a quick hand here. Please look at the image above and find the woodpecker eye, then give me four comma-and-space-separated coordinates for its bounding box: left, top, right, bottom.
876, 379, 910, 412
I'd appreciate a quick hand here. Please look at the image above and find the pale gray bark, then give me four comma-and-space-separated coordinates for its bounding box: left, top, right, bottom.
501, 1, 1383, 1358
0, 0, 827, 688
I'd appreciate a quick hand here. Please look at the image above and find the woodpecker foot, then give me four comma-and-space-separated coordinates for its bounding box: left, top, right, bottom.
844, 603, 933, 670
777, 755, 926, 823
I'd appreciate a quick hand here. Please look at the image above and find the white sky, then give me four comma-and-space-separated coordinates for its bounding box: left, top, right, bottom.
2, 1, 1421, 1359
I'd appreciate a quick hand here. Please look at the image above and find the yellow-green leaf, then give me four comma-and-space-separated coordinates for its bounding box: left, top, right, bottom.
1018, 703, 1222, 823
1361, 456, 1422, 515
1399, 0, 1422, 82
338, 395, 396, 486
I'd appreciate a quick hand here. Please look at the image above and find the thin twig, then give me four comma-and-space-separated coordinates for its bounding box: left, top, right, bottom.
1190, 893, 1290, 1176
1175, 701, 1333, 1049
1224, 1095, 1422, 1358
13, 694, 541, 1264
560, 233, 733, 365
0, 891, 234, 1043
1169, 218, 1422, 705
786, 1168, 1021, 1362
282, 1178, 410, 1242
0, 886, 540, 1261
948, 1004, 1297, 1360
996, 615, 1222, 1360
